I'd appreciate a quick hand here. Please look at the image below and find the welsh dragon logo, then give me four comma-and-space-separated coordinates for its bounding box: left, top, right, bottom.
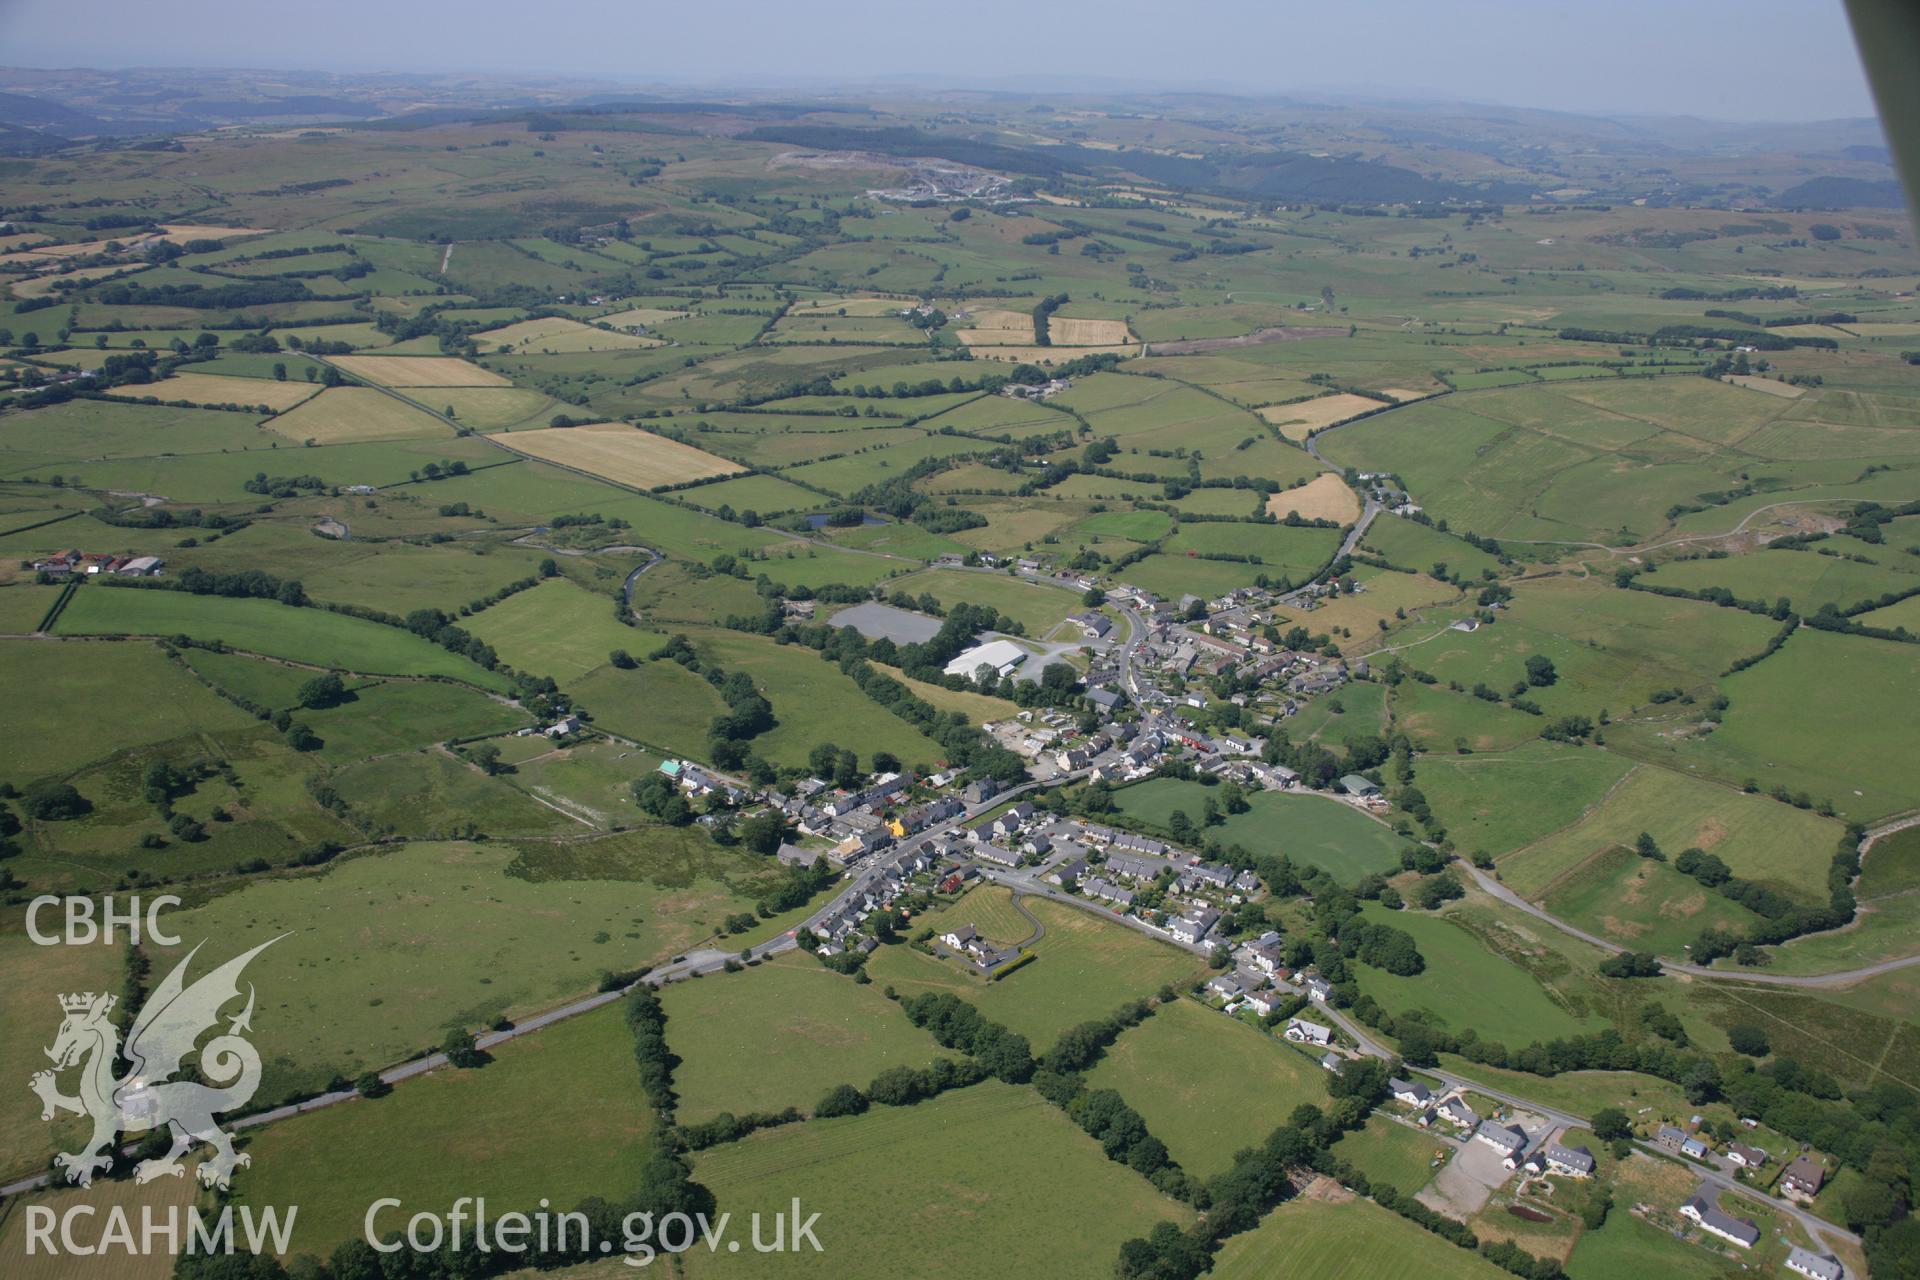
31, 936, 284, 1190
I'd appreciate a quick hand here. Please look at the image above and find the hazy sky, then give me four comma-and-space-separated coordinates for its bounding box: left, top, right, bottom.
0, 0, 1881, 122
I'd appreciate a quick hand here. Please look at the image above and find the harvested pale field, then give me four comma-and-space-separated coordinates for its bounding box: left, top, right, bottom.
267, 387, 456, 444
966, 344, 1139, 364
155, 224, 269, 243
1380, 387, 1436, 402
435, 386, 559, 431
598, 306, 690, 328
1258, 392, 1390, 440
493, 421, 745, 488
107, 371, 318, 411
1725, 375, 1806, 398
23, 238, 122, 258
957, 308, 1036, 344
1267, 473, 1362, 523
327, 354, 511, 387
1050, 316, 1134, 346
474, 316, 661, 353
1849, 322, 1920, 338
962, 307, 1036, 332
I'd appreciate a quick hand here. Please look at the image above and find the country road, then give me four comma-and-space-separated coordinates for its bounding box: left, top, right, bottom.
1446, 803, 1920, 988
1300, 416, 1379, 558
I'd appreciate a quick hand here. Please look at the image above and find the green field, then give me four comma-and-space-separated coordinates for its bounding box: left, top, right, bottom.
1417, 743, 1637, 860
55, 587, 510, 688
1329, 1115, 1450, 1195
0, 931, 129, 1179
1499, 761, 1840, 901
684, 1082, 1193, 1280
694, 628, 952, 771
1211, 1194, 1510, 1280
1353, 903, 1598, 1045
503, 736, 662, 827
865, 897, 1204, 1046
1113, 779, 1412, 884
3, 83, 1918, 1280
465, 578, 666, 681
0, 638, 259, 780
233, 1001, 656, 1257
1651, 547, 1919, 616
663, 953, 943, 1122
888, 567, 1083, 636
1612, 627, 1920, 822
14, 719, 355, 890
1087, 997, 1329, 1178
569, 656, 731, 761
150, 836, 794, 1099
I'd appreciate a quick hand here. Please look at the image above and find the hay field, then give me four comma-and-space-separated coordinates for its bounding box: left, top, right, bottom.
327, 354, 511, 387
494, 421, 746, 488
434, 385, 560, 431
108, 370, 318, 411
1725, 375, 1806, 398
958, 307, 1035, 337
1257, 392, 1388, 439
0, 1173, 196, 1280
1266, 472, 1361, 522
475, 315, 661, 353
1380, 386, 1436, 401
155, 223, 269, 243
267, 386, 455, 444
599, 305, 689, 327
1050, 316, 1134, 345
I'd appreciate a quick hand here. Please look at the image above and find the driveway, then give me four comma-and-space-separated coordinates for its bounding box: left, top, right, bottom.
1417, 1110, 1553, 1218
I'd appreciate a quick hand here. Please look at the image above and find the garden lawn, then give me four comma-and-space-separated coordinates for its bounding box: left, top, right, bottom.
662, 953, 943, 1123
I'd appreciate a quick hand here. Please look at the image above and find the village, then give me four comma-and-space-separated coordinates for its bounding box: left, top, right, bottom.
614, 565, 1849, 1280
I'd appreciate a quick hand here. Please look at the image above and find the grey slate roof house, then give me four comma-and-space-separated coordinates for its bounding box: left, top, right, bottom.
1679, 1190, 1760, 1248
1473, 1121, 1528, 1157
776, 843, 821, 869
1782, 1154, 1827, 1201
1389, 1078, 1433, 1107
1786, 1246, 1845, 1280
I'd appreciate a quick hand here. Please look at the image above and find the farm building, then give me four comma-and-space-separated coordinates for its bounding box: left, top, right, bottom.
943, 638, 1029, 680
